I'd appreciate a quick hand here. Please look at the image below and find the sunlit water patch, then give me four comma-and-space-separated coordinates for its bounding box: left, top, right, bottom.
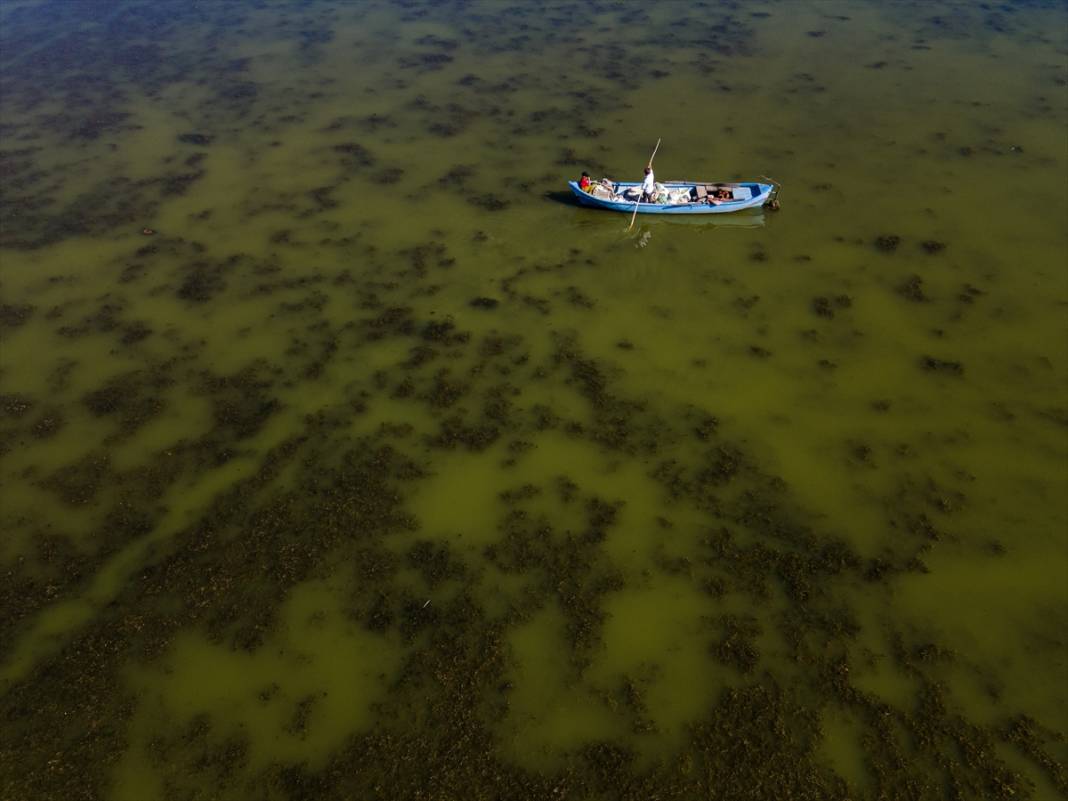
1, 1, 1066, 799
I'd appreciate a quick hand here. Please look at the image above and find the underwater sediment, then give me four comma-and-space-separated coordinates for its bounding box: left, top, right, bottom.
1, 1, 1066, 799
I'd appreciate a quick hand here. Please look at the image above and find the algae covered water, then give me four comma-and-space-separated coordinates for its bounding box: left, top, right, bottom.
1, 0, 1066, 798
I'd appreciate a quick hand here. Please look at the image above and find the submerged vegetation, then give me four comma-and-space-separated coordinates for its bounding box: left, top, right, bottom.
0, 0, 1066, 799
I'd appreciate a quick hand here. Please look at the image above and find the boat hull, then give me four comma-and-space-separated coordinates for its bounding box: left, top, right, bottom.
568, 180, 774, 214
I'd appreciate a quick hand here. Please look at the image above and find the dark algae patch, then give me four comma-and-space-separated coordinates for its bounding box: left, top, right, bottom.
1, 0, 1066, 800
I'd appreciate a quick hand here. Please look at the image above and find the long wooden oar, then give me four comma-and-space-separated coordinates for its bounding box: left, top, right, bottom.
628, 138, 661, 231
758, 174, 782, 209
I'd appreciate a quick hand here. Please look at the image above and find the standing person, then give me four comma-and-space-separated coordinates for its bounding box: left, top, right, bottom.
640, 165, 656, 202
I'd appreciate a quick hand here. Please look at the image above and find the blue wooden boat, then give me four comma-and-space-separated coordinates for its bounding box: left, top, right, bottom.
568, 180, 776, 215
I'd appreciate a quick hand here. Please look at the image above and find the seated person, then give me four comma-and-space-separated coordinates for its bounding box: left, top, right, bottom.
579, 171, 592, 191
702, 185, 735, 205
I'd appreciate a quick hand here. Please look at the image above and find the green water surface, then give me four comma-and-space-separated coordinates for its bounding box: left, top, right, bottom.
1, 1, 1066, 799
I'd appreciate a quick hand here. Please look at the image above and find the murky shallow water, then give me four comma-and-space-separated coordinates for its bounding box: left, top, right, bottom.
1, 0, 1066, 799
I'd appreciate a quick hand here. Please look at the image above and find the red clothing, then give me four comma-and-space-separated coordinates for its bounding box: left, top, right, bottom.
579, 175, 591, 190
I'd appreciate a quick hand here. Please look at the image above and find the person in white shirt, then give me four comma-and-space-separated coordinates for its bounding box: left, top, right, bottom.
640, 166, 656, 202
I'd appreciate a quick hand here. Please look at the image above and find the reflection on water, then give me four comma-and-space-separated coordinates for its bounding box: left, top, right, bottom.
1, 0, 1066, 799
629, 212, 766, 253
